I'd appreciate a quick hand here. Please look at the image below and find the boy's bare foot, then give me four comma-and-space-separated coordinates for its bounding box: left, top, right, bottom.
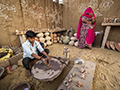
26, 70, 31, 76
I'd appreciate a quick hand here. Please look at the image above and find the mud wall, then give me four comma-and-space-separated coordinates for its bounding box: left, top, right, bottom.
0, 0, 63, 46
63, 0, 120, 43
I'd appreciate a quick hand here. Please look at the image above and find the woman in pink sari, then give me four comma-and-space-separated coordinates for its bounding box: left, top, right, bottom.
76, 7, 96, 49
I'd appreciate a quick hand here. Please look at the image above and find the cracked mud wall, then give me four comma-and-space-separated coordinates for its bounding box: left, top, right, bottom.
63, 0, 120, 43
0, 0, 61, 46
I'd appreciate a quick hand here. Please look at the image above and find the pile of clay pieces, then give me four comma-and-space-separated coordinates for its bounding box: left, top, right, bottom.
106, 41, 120, 52
63, 66, 87, 90
103, 17, 120, 23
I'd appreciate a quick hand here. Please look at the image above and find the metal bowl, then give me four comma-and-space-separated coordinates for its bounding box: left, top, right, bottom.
0, 67, 4, 78
10, 82, 30, 90
74, 57, 84, 64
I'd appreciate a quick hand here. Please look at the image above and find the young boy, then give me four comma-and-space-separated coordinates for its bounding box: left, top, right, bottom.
22, 31, 51, 76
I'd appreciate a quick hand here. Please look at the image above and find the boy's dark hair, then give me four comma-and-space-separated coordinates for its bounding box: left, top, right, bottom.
26, 30, 36, 38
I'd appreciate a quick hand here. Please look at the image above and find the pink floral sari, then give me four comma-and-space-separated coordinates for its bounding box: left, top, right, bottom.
76, 7, 96, 48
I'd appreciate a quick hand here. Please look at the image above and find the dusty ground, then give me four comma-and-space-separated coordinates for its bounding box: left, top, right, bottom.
0, 44, 120, 90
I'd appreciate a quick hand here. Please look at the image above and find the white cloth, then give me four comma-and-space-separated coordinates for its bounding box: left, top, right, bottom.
22, 40, 44, 59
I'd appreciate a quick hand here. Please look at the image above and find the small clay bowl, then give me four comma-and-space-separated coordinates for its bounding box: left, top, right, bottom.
106, 41, 110, 49
115, 43, 120, 52
10, 82, 30, 90
110, 41, 115, 50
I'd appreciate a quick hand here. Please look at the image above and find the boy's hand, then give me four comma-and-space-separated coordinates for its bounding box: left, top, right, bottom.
47, 56, 51, 64
41, 58, 48, 65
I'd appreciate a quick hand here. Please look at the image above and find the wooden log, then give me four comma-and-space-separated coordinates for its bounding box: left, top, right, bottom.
19, 35, 24, 45
101, 26, 111, 49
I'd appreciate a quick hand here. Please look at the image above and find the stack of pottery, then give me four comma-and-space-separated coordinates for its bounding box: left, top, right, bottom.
106, 41, 120, 52
68, 33, 78, 46
57, 33, 61, 43
74, 33, 78, 47
45, 32, 52, 46
66, 28, 75, 38
37, 33, 45, 43
59, 35, 64, 44
103, 17, 120, 23
69, 37, 76, 46
53, 33, 57, 43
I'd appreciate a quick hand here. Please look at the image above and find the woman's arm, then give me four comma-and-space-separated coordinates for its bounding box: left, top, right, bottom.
82, 16, 92, 24
91, 17, 95, 24
83, 19, 92, 24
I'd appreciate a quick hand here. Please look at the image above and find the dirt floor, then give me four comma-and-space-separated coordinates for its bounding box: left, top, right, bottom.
0, 44, 120, 90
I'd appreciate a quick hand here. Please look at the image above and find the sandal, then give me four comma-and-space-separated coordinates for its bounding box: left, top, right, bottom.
5, 66, 13, 74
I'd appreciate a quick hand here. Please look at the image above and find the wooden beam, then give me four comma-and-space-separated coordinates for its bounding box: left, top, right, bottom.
101, 26, 111, 49
101, 23, 120, 26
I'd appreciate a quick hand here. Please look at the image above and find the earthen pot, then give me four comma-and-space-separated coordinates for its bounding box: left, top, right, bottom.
114, 43, 120, 52
110, 41, 115, 50
53, 34, 57, 37
106, 41, 110, 49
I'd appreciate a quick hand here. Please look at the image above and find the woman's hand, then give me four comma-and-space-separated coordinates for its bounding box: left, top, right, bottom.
91, 17, 95, 24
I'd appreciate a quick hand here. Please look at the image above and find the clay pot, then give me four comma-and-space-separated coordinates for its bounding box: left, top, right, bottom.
45, 32, 49, 36
71, 72, 76, 77
53, 34, 57, 37
67, 86, 72, 90
106, 41, 110, 49
45, 36, 51, 41
57, 37, 60, 41
57, 33, 61, 37
110, 41, 115, 50
70, 37, 76, 41
53, 40, 57, 43
114, 43, 120, 52
63, 80, 69, 87
67, 77, 72, 82
74, 41, 78, 47
39, 38, 45, 43
46, 41, 52, 46
53, 38, 57, 40
37, 33, 44, 38
109, 17, 114, 23
103, 18, 106, 23
74, 33, 77, 37
69, 41, 74, 46
59, 40, 62, 44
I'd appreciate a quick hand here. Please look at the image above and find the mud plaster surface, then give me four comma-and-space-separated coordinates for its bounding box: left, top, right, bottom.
0, 44, 120, 90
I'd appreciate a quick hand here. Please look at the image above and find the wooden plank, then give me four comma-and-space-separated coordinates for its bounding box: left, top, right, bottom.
57, 61, 96, 90
19, 35, 24, 45
22, 34, 26, 42
101, 26, 111, 49
101, 23, 120, 26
